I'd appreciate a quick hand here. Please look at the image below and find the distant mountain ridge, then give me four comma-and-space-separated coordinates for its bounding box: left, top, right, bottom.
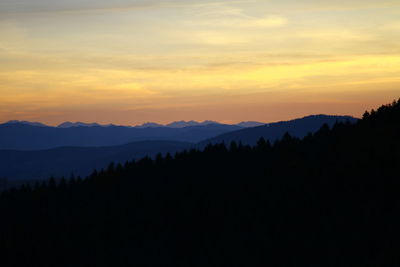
57, 122, 111, 128
138, 120, 265, 128
0, 123, 242, 150
0, 115, 357, 151
5, 120, 48, 128
235, 121, 265, 128
0, 114, 358, 182
166, 120, 219, 128
136, 122, 164, 128
3, 120, 266, 128
200, 115, 358, 146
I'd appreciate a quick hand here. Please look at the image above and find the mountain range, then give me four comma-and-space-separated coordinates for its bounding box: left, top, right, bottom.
5, 120, 48, 127
3, 120, 266, 129
1, 100, 398, 266
0, 114, 357, 182
57, 122, 110, 128
0, 123, 242, 150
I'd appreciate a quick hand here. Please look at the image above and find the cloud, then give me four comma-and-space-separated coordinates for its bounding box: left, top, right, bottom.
0, 0, 165, 13
0, 0, 247, 16
1, 0, 399, 125
187, 3, 288, 28
297, 29, 372, 42
267, 0, 400, 13
244, 15, 288, 27
190, 31, 250, 45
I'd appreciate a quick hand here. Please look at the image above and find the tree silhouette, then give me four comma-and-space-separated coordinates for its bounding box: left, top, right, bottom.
0, 98, 399, 266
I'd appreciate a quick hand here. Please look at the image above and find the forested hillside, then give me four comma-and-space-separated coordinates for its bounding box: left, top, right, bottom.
200, 114, 357, 145
0, 99, 399, 266
0, 115, 354, 182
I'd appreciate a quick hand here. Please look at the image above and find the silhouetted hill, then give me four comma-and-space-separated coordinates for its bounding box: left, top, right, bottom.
0, 99, 399, 266
57, 121, 105, 128
200, 114, 357, 146
166, 120, 219, 128
151, 120, 265, 128
0, 140, 192, 181
5, 120, 49, 127
136, 122, 164, 128
0, 115, 355, 182
0, 123, 241, 150
235, 121, 266, 127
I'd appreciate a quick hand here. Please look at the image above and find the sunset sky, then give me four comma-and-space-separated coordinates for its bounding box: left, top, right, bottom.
1, 0, 399, 125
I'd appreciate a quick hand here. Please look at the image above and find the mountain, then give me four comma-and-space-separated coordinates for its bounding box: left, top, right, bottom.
0, 140, 192, 181
166, 120, 199, 128
136, 122, 164, 128
0, 99, 399, 266
0, 115, 352, 181
53, 120, 264, 128
5, 120, 48, 127
57, 121, 104, 128
235, 121, 265, 127
0, 115, 357, 180
166, 120, 220, 128
200, 115, 358, 146
0, 122, 241, 150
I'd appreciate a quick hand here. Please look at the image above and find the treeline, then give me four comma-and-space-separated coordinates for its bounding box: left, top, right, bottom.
0, 100, 400, 266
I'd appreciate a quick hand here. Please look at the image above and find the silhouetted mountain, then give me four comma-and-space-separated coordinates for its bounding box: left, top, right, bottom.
200, 115, 358, 146
5, 120, 49, 127
235, 121, 265, 127
0, 99, 399, 266
57, 121, 105, 128
0, 140, 191, 181
0, 123, 241, 150
54, 120, 266, 128
147, 120, 265, 128
135, 122, 164, 128
0, 116, 355, 179
166, 120, 220, 128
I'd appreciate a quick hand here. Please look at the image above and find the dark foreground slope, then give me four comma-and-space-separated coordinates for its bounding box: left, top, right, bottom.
200, 114, 357, 146
0, 100, 399, 266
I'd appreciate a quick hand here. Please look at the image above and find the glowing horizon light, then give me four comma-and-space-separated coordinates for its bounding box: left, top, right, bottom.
1, 0, 400, 125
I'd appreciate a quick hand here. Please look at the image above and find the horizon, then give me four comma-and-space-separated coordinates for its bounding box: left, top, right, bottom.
1, 113, 359, 127
0, 0, 399, 261
1, 0, 399, 125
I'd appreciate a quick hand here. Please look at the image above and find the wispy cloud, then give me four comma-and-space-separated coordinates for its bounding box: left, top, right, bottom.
0, 0, 250, 16
242, 15, 288, 27
297, 29, 372, 42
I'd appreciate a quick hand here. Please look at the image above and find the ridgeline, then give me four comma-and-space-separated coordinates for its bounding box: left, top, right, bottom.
1, 99, 399, 266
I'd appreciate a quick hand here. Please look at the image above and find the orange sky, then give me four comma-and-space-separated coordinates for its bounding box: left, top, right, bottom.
1, 0, 399, 125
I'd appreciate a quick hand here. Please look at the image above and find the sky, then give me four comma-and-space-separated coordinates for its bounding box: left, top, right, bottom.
1, 0, 399, 125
